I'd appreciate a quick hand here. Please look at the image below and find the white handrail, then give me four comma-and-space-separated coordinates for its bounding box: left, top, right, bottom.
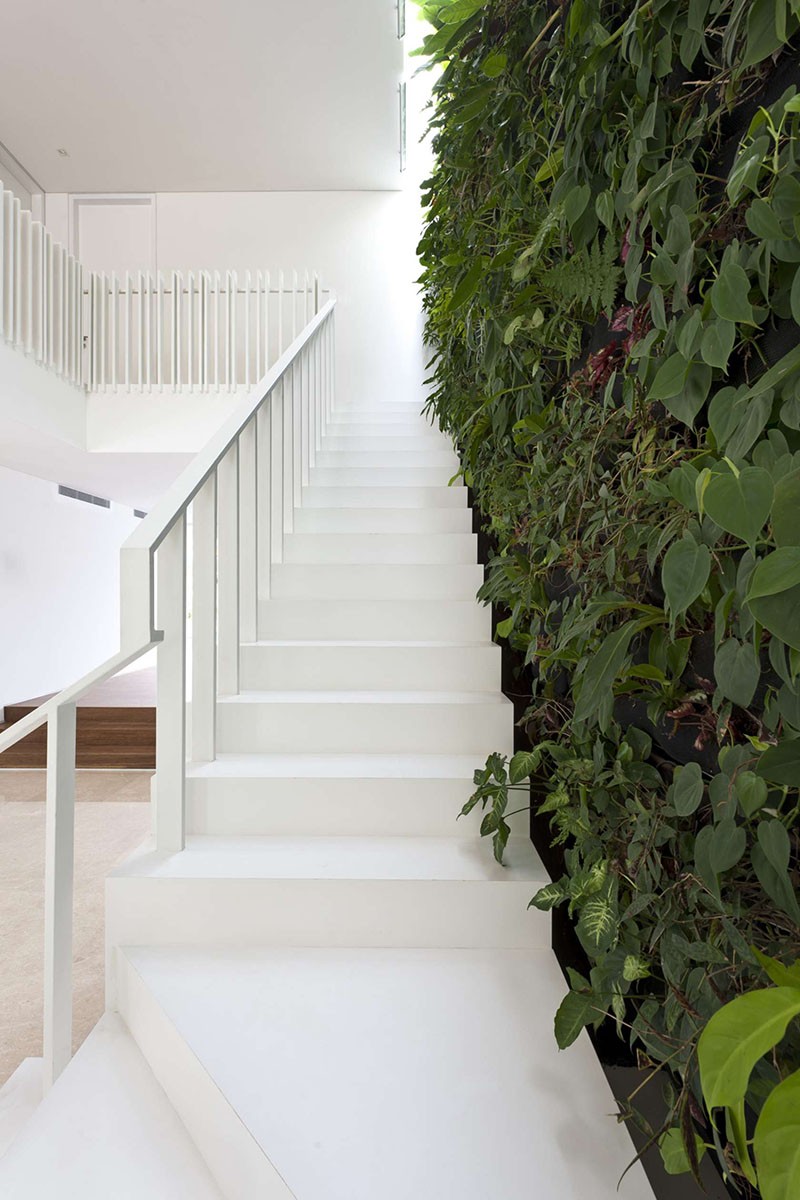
0, 289, 337, 1091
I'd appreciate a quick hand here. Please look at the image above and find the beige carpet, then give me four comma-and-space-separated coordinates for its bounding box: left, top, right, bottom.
0, 771, 151, 1086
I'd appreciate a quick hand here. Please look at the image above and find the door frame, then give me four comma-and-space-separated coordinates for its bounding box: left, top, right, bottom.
68, 194, 157, 273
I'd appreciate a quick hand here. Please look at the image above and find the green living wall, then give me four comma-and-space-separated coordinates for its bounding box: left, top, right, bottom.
416, 0, 800, 1194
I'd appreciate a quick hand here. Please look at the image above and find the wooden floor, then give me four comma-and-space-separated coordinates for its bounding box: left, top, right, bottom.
0, 669, 156, 769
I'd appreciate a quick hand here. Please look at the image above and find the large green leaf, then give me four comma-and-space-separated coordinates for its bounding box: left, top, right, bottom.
747, 549, 800, 602
659, 1127, 705, 1176
670, 761, 704, 816
710, 263, 754, 323
715, 638, 760, 708
573, 621, 637, 728
703, 467, 773, 548
772, 470, 800, 547
554, 990, 597, 1049
662, 536, 711, 617
665, 362, 712, 427
700, 319, 736, 370
698, 988, 800, 1110
754, 1068, 800, 1200
648, 352, 688, 400
746, 550, 800, 651
756, 741, 800, 786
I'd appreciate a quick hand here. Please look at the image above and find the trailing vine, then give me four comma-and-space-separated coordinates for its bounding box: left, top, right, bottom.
415, 0, 800, 1193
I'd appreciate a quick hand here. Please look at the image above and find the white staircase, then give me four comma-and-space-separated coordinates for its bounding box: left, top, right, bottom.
0, 402, 654, 1198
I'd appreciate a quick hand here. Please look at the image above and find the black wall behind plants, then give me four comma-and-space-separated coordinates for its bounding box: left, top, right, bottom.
417, 0, 800, 1193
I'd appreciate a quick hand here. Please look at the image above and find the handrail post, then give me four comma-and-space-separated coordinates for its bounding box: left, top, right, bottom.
154, 515, 187, 852
256, 402, 273, 616
217, 442, 240, 695
43, 701, 76, 1092
239, 419, 258, 642
191, 474, 217, 762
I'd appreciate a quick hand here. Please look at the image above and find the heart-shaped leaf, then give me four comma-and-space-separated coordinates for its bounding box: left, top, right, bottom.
701, 319, 736, 370
772, 470, 800, 547
710, 263, 754, 324
662, 536, 711, 617
703, 467, 773, 548
649, 352, 688, 401
715, 638, 760, 708
671, 761, 705, 816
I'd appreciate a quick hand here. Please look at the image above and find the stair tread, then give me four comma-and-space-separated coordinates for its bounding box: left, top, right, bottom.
218, 689, 510, 704
120, 945, 653, 1200
187, 751, 487, 778
110, 835, 544, 882
242, 639, 493, 648
0, 1015, 222, 1199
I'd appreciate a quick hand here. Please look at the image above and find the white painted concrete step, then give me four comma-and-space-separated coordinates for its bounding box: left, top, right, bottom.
310, 466, 456, 487
258, 597, 490, 640
320, 434, 452, 452
0, 1015, 222, 1199
283, 532, 477, 564
240, 639, 500, 691
301, 485, 467, 508
106, 836, 547, 951
315, 449, 459, 469
270, 563, 483, 599
185, 752, 524, 837
0, 1060, 41, 1162
293, 506, 472, 533
216, 690, 513, 755
117, 946, 654, 1200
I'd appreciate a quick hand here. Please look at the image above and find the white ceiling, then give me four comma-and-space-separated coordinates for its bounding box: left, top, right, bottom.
0, 0, 404, 193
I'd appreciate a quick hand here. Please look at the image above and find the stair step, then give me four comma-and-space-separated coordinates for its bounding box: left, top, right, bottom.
315, 449, 459, 469
293, 506, 472, 532
301, 484, 467, 508
185, 753, 522, 837
310, 466, 455, 486
216, 690, 513, 755
269, 562, 482, 599
0, 1058, 41, 1161
282, 532, 477, 564
320, 435, 451, 452
257, 598, 490, 639
239, 639, 500, 691
116, 946, 653, 1200
106, 836, 546, 952
0, 1015, 222, 1199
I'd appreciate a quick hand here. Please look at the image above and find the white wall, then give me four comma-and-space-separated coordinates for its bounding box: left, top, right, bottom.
0, 466, 138, 708
47, 188, 426, 409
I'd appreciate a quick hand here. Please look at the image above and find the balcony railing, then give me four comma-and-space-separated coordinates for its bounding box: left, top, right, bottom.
0, 178, 326, 392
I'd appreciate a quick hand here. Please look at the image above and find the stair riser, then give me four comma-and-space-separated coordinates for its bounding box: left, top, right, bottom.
185, 777, 528, 837
216, 701, 513, 755
320, 436, 451, 453
282, 533, 477, 565
310, 467, 453, 487
258, 600, 490, 641
293, 507, 472, 533
108, 878, 547, 954
301, 485, 467, 508
269, 563, 483, 600
315, 451, 459, 470
116, 957, 288, 1200
239, 642, 501, 692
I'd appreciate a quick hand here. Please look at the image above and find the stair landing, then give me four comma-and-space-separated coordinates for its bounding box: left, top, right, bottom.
116, 945, 653, 1200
